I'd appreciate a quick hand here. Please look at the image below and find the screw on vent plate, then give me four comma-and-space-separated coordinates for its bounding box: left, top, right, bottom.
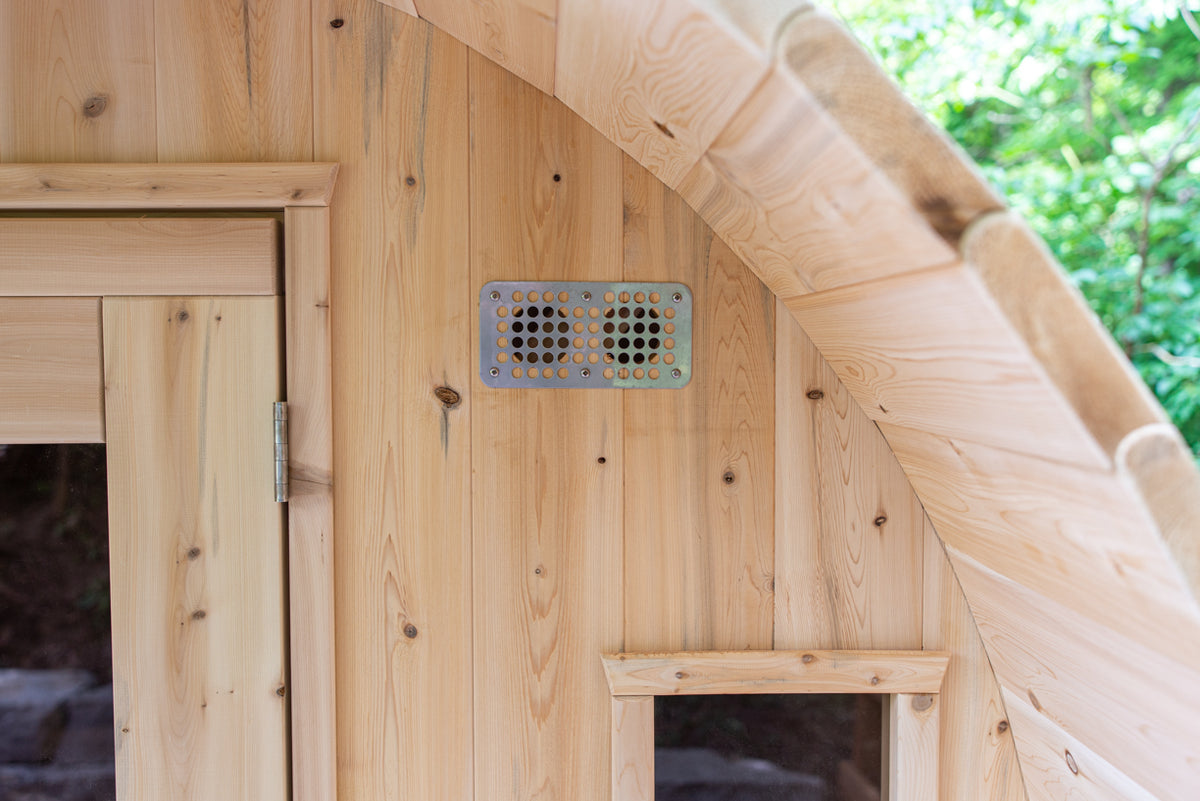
479, 281, 692, 389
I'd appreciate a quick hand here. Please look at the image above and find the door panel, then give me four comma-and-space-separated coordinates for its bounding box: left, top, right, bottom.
0, 296, 103, 443
103, 296, 287, 801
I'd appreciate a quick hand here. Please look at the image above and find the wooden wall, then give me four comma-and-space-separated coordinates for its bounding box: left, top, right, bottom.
0, 2, 1023, 799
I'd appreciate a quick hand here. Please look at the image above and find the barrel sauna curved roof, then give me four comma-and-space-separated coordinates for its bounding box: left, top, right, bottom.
379, 0, 1200, 797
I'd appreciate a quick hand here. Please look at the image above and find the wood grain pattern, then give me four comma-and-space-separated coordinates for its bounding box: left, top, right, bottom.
154, 0, 312, 161
555, 0, 778, 189
603, 650, 949, 696
470, 51, 624, 801
622, 154, 774, 653
923, 526, 1027, 801
964, 211, 1166, 456
788, 264, 1110, 469
774, 310, 923, 650
1118, 424, 1200, 599
883, 422, 1200, 666
950, 549, 1200, 801
1001, 688, 1157, 801
0, 297, 102, 443
104, 296, 287, 801
415, 0, 555, 93
777, 9, 1003, 244
0, 218, 279, 296
889, 693, 940, 801
0, 0, 156, 162
314, 5, 473, 800
610, 696, 654, 801
0, 163, 338, 209
677, 66, 957, 297
283, 206, 336, 801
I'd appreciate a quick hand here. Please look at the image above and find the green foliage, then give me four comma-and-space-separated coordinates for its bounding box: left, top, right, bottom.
833, 0, 1200, 462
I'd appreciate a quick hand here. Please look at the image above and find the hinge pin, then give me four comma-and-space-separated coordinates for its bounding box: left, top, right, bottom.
274, 402, 289, 503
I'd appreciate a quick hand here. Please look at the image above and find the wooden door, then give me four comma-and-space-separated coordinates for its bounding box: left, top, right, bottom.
0, 220, 289, 801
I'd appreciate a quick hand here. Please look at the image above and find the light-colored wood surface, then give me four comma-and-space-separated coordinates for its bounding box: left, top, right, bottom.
603, 650, 949, 696
104, 296, 287, 801
376, 0, 417, 15
774, 310, 923, 650
1001, 688, 1157, 801
964, 211, 1166, 456
1118, 423, 1200, 598
470, 51, 624, 801
0, 163, 338, 209
678, 67, 958, 297
777, 8, 1003, 245
883, 422, 1200, 665
284, 206, 337, 801
923, 527, 1027, 801
0, 0, 156, 162
415, 0, 555, 93
888, 693, 940, 801
555, 0, 777, 189
610, 696, 654, 801
950, 549, 1200, 800
154, 0, 311, 161
622, 154, 775, 653
314, 5, 474, 800
0, 218, 280, 296
789, 264, 1111, 469
0, 296, 103, 443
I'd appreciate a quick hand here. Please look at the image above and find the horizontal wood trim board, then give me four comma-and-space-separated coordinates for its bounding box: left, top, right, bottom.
0, 218, 280, 296
0, 296, 104, 443
0, 163, 338, 209
603, 650, 949, 696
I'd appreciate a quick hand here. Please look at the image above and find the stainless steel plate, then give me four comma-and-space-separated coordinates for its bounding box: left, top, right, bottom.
480, 281, 693, 389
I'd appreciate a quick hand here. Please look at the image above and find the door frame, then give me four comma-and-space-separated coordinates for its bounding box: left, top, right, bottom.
0, 162, 339, 801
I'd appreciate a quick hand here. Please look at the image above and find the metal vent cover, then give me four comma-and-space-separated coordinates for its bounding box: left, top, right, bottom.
480, 281, 693, 388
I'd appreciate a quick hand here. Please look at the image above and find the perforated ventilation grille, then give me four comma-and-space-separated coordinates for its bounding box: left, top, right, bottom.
480, 281, 693, 388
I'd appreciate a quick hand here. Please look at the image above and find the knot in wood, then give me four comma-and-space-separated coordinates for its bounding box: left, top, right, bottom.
82, 95, 108, 118
597, 457, 606, 465
434, 386, 461, 409
403, 623, 419, 639
405, 176, 416, 187
997, 719, 1009, 734
674, 671, 687, 680
553, 173, 562, 182
186, 546, 201, 560
870, 676, 880, 686
805, 389, 824, 400
653, 120, 676, 139
329, 18, 345, 28
176, 310, 189, 322
801, 654, 814, 664
1064, 749, 1078, 775
191, 610, 207, 621
275, 685, 286, 698
911, 694, 933, 712
722, 470, 735, 485
873, 515, 887, 528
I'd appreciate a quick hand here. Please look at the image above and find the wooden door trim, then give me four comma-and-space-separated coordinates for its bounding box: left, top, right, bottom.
603, 650, 948, 801
0, 163, 338, 801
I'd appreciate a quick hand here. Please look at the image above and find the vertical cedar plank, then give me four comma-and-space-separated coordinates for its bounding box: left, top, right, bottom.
889, 693, 940, 801
0, 0, 156, 161
314, 5, 473, 801
774, 309, 923, 650
611, 697, 654, 801
470, 52, 624, 801
622, 153, 775, 652
414, 0, 555, 93
284, 206, 336, 801
155, 0, 312, 161
104, 297, 287, 801
923, 525, 1028, 801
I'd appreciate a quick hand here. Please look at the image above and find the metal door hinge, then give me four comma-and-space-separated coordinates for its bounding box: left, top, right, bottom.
274, 402, 289, 503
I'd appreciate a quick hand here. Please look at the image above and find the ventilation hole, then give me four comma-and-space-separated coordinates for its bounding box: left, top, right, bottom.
634, 291, 646, 303
574, 322, 584, 333
527, 367, 538, 378
618, 368, 630, 379
649, 368, 660, 379
649, 292, 660, 303
538, 306, 551, 317
633, 307, 646, 319
497, 352, 509, 363
633, 322, 645, 334
664, 338, 675, 349
558, 337, 569, 349
602, 322, 614, 334
540, 336, 553, 348
603, 352, 615, 364
664, 308, 676, 319
558, 291, 570, 303
558, 367, 569, 379
664, 353, 675, 365
497, 322, 509, 333
512, 367, 523, 378
603, 337, 615, 349
648, 353, 660, 364
604, 292, 615, 303
573, 307, 584, 318
588, 353, 599, 364
557, 307, 568, 318
664, 323, 675, 334
527, 351, 537, 363
617, 337, 629, 349
527, 306, 539, 318
588, 322, 600, 333
544, 292, 556, 303
512, 337, 524, 348
648, 338, 660, 349
573, 352, 584, 364
557, 352, 569, 363
588, 337, 600, 349
603, 368, 615, 379
618, 307, 631, 319
603, 307, 615, 319
648, 308, 660, 319
512, 291, 523, 302
497, 337, 508, 348
589, 307, 600, 319
513, 352, 524, 363
498, 307, 509, 318
649, 322, 660, 334
633, 368, 645, 379
513, 307, 524, 317
618, 353, 630, 364
574, 337, 584, 348
618, 322, 630, 334
541, 352, 554, 364
558, 322, 569, 333
620, 291, 631, 302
